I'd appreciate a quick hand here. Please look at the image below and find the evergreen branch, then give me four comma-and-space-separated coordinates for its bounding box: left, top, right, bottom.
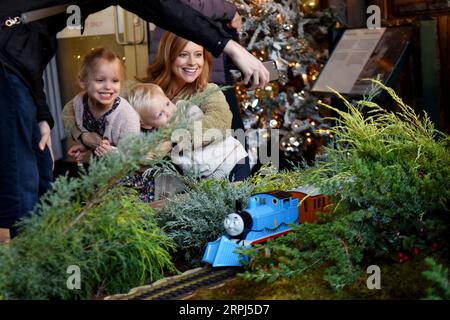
337, 237, 349, 256
241, 82, 450, 290
65, 170, 128, 233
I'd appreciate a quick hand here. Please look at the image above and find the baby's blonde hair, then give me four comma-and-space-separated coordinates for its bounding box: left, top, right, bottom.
128, 83, 166, 117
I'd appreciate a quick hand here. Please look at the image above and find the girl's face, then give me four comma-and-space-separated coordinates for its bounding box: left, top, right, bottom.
171, 41, 204, 87
140, 92, 177, 129
82, 58, 122, 109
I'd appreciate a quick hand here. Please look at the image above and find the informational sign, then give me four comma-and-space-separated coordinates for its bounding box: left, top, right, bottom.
312, 27, 413, 96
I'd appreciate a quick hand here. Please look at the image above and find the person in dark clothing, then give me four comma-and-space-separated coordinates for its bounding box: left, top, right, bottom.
0, 0, 269, 237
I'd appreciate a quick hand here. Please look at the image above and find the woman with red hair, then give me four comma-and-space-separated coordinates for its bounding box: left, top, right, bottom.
143, 31, 249, 181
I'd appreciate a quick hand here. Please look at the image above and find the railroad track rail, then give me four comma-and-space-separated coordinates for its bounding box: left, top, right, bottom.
105, 267, 238, 300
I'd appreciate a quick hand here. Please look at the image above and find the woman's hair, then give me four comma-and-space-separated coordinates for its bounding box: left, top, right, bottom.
128, 83, 165, 117
78, 47, 125, 84
143, 31, 212, 99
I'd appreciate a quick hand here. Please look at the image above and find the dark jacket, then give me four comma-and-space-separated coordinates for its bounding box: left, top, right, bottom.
0, 0, 232, 128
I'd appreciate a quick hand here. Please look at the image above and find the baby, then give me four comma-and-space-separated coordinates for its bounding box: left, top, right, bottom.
128, 83, 248, 179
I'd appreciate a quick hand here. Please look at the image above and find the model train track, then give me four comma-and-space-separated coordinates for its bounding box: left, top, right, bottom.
105, 266, 238, 300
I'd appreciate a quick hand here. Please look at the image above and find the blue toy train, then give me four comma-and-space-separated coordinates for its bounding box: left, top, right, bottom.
202, 187, 331, 267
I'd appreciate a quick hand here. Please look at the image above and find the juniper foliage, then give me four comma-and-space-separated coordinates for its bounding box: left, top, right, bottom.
247, 163, 308, 193
155, 179, 254, 263
0, 122, 183, 299
240, 81, 450, 289
423, 258, 450, 300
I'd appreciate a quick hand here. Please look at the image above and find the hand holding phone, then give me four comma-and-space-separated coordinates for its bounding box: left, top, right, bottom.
230, 60, 279, 87
261, 60, 279, 82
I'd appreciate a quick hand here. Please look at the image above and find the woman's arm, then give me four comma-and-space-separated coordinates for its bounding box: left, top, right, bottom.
118, 0, 230, 57
190, 84, 232, 146
117, 0, 268, 88
223, 40, 268, 88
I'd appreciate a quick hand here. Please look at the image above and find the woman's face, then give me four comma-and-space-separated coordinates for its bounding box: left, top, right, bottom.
171, 41, 204, 86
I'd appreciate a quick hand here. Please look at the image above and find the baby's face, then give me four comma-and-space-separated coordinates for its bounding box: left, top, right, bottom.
140, 93, 177, 129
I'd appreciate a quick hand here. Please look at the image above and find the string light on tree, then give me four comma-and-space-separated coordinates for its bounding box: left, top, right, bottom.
233, 0, 335, 166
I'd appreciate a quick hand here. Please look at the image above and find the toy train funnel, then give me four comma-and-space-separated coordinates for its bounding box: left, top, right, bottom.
235, 200, 242, 212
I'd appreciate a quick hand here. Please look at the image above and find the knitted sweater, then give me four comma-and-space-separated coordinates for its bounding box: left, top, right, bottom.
171, 104, 247, 179
62, 80, 138, 142
71, 93, 140, 146
174, 83, 232, 147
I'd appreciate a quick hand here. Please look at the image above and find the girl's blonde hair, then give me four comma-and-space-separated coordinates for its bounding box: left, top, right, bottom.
142, 32, 212, 99
128, 83, 165, 117
78, 47, 125, 84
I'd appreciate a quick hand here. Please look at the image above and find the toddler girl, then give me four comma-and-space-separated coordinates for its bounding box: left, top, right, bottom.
67, 48, 140, 160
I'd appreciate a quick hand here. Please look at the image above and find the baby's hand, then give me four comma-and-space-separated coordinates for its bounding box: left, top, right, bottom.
80, 132, 102, 149
68, 144, 88, 161
143, 140, 172, 161
155, 140, 172, 156
94, 139, 112, 157
144, 151, 155, 161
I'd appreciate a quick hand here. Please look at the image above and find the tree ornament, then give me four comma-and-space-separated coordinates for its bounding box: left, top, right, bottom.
266, 82, 280, 98
259, 109, 284, 129
283, 23, 293, 31
276, 13, 285, 24
291, 119, 311, 133
251, 48, 268, 61
299, 0, 320, 15
242, 111, 259, 129
250, 98, 261, 112
240, 31, 249, 41
307, 63, 320, 83
280, 132, 305, 160
268, 111, 283, 129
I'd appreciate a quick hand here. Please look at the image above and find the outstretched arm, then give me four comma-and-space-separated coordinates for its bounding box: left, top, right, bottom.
116, 0, 268, 88
116, 0, 230, 56
180, 0, 237, 22
4, 0, 268, 88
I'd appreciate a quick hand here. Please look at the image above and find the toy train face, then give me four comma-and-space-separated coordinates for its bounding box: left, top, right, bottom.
202, 187, 332, 267
202, 191, 299, 267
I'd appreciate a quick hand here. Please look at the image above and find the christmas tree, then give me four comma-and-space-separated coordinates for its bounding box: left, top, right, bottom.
233, 0, 336, 168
